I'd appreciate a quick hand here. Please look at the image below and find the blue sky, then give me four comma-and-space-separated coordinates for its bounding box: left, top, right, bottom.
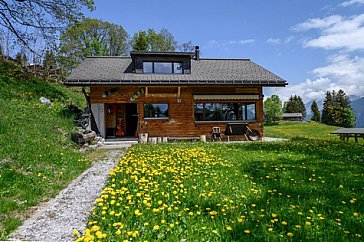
85, 0, 364, 102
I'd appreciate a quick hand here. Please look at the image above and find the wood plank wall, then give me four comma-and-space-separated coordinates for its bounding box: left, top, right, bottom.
90, 85, 264, 139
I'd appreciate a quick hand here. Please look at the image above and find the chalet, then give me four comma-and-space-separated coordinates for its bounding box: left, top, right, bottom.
282, 113, 304, 122
64, 47, 287, 141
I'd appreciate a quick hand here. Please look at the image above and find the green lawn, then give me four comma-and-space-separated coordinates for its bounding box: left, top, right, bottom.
0, 60, 91, 239
264, 122, 341, 140
75, 139, 364, 241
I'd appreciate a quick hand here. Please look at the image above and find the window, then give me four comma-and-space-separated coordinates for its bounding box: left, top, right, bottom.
143, 62, 153, 73
144, 103, 169, 118
143, 62, 183, 74
194, 102, 256, 121
154, 62, 172, 73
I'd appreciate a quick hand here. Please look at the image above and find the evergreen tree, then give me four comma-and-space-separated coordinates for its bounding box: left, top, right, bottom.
341, 108, 355, 128
321, 91, 335, 125
311, 100, 320, 122
284, 95, 306, 117
321, 89, 355, 127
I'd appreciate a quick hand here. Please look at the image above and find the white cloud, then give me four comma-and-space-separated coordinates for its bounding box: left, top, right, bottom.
205, 39, 254, 49
294, 14, 364, 51
340, 0, 364, 7
270, 55, 364, 102
266, 36, 295, 45
266, 38, 281, 45
238, 39, 255, 45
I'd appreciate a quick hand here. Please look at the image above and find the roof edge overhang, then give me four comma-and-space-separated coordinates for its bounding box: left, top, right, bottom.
63, 79, 288, 87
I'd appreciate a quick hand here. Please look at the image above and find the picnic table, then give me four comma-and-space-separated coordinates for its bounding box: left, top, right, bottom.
331, 128, 364, 143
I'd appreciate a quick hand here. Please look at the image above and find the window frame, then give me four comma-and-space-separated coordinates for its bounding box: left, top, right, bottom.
193, 101, 257, 123
143, 103, 169, 120
142, 61, 184, 74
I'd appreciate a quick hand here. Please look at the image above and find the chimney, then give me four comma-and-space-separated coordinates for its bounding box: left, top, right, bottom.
195, 46, 200, 60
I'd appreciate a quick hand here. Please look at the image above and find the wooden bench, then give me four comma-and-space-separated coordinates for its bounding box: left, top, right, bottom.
331, 128, 364, 143
168, 136, 201, 142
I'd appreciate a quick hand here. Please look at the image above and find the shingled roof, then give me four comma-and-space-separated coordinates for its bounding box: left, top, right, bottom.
64, 56, 287, 86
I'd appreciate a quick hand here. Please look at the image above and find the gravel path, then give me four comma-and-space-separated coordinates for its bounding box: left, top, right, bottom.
10, 149, 125, 242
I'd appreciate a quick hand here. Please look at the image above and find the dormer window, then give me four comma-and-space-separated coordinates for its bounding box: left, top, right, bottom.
143, 61, 184, 74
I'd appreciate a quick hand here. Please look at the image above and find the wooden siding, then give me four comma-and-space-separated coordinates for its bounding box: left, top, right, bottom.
90, 85, 264, 140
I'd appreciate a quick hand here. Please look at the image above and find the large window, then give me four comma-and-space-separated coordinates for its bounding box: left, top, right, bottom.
144, 103, 169, 118
143, 62, 183, 74
194, 102, 256, 121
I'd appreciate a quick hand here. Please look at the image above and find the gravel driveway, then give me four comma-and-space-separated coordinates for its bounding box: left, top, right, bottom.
9, 149, 125, 242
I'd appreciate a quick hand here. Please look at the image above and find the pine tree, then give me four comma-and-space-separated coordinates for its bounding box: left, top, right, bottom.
284, 95, 306, 117
321, 89, 355, 127
321, 91, 334, 125
311, 100, 320, 122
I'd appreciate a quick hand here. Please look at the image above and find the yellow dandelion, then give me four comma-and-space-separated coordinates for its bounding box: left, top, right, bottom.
282, 221, 287, 225
226, 226, 233, 231
115, 229, 121, 235
244, 230, 251, 234
72, 229, 79, 235
268, 228, 273, 232
153, 225, 160, 230
272, 213, 277, 218
305, 221, 311, 226
353, 212, 359, 217
287, 232, 294, 237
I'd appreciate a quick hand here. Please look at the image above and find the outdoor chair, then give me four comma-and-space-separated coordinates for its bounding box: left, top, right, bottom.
211, 127, 222, 141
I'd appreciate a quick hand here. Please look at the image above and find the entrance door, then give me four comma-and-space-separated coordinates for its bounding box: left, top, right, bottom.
125, 103, 138, 137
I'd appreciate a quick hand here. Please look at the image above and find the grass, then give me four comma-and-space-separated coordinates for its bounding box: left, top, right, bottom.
0, 60, 91, 239
75, 139, 364, 241
264, 121, 342, 140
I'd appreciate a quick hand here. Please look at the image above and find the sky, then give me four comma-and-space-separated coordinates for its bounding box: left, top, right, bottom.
85, 0, 364, 102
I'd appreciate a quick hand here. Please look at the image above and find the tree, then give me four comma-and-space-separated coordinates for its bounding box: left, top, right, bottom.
43, 49, 56, 70
310, 100, 320, 122
59, 18, 129, 71
264, 95, 282, 124
131, 28, 177, 51
131, 31, 149, 51
341, 108, 355, 128
284, 95, 306, 117
14, 51, 26, 66
321, 91, 335, 125
0, 0, 94, 54
178, 41, 195, 52
321, 89, 354, 127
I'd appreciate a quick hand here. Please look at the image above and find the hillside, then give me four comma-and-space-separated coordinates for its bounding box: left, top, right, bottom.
0, 60, 91, 239
264, 122, 340, 140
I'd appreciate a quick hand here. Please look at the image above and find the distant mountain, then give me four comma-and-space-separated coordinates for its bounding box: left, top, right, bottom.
352, 97, 364, 127
305, 96, 364, 127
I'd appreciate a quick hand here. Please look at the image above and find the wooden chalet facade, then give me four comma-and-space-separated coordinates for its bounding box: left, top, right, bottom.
64, 48, 287, 141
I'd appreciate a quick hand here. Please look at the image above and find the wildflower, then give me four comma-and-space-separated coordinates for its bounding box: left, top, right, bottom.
353, 212, 359, 217
134, 209, 142, 216
295, 225, 301, 229
244, 230, 251, 234
153, 225, 160, 230
115, 229, 121, 235
282, 221, 287, 225
272, 213, 277, 218
226, 226, 233, 231
268, 228, 273, 232
287, 232, 294, 237
72, 229, 79, 235
305, 221, 311, 226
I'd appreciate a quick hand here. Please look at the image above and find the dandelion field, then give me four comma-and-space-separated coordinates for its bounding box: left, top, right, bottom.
76, 138, 364, 241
